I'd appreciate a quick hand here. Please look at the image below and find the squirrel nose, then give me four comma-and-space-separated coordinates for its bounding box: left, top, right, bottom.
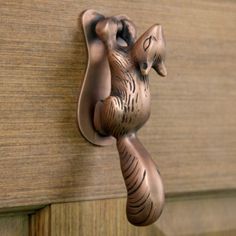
140, 62, 151, 76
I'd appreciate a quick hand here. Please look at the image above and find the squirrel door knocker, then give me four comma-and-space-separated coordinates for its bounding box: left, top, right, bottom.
78, 10, 167, 226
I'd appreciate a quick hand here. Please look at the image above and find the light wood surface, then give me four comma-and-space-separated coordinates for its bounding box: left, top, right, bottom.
0, 0, 236, 210
0, 214, 28, 236
29, 193, 236, 236
29, 206, 50, 236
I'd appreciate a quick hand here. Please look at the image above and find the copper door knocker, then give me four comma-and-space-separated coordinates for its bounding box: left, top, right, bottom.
78, 9, 167, 226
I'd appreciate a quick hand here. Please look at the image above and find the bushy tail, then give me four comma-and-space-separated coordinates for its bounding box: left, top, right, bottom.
117, 135, 164, 226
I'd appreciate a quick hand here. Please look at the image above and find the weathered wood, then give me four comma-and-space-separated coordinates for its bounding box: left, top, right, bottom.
29, 193, 236, 236
0, 0, 236, 209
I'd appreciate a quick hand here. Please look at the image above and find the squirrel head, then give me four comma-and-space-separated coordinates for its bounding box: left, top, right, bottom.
132, 24, 167, 77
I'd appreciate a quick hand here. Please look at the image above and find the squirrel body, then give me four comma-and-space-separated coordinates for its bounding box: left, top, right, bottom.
93, 17, 167, 226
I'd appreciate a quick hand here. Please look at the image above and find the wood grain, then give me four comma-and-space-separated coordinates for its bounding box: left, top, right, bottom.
0, 214, 28, 236
29, 193, 236, 236
0, 0, 236, 209
29, 206, 50, 236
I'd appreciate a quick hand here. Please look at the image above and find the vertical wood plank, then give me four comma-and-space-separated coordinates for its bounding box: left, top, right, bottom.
49, 196, 236, 236
29, 193, 236, 236
0, 215, 28, 236
29, 206, 50, 236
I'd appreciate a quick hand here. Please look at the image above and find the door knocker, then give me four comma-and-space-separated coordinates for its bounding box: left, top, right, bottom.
78, 9, 167, 226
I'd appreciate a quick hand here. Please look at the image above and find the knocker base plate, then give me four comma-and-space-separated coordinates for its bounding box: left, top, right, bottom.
77, 9, 115, 146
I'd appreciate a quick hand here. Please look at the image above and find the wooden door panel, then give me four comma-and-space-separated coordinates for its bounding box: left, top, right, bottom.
29, 193, 236, 236
0, 214, 28, 236
0, 0, 236, 211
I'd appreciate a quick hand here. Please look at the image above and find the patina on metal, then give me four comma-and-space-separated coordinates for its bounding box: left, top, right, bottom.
78, 9, 167, 226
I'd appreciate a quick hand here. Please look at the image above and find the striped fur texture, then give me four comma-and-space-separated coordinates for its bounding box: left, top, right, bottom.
117, 135, 164, 226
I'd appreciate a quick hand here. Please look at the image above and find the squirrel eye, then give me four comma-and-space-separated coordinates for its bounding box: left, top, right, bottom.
143, 36, 152, 51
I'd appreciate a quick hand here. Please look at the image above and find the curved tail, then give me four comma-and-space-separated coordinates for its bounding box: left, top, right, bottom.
117, 135, 165, 226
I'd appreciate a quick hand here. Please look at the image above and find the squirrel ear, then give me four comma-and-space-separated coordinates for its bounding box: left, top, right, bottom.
115, 15, 137, 46
153, 60, 167, 77
157, 25, 163, 38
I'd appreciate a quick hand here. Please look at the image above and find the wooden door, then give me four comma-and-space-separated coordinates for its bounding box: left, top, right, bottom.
0, 0, 236, 235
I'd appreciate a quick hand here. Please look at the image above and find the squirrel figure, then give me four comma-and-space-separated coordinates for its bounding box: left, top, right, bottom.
93, 16, 167, 226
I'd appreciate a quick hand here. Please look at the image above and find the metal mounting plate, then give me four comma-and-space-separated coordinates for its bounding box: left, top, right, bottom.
77, 9, 115, 146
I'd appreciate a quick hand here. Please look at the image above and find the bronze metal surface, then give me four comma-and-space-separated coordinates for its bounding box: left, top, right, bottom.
78, 10, 114, 146
78, 9, 167, 226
